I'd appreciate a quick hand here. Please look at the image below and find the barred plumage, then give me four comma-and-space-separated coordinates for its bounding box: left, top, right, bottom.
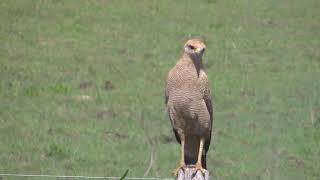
165, 38, 213, 176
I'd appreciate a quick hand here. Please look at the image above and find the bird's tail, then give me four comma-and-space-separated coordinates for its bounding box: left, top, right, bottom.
184, 154, 207, 169
184, 136, 207, 169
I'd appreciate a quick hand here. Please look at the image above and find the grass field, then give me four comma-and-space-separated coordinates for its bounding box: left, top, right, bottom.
1, 0, 320, 179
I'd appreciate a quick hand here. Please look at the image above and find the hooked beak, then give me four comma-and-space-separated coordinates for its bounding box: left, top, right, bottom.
197, 47, 206, 54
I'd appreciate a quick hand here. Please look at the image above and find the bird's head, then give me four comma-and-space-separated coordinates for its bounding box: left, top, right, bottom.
183, 38, 206, 59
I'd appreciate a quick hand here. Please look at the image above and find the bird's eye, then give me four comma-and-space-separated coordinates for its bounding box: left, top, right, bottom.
187, 45, 196, 50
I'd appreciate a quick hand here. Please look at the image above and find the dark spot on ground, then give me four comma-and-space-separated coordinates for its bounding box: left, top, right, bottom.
96, 109, 117, 120
102, 131, 128, 140
287, 155, 305, 168
152, 134, 176, 144
248, 123, 257, 129
79, 81, 93, 89
227, 112, 236, 117
240, 89, 256, 97
47, 128, 53, 134
104, 80, 115, 90
45, 142, 69, 159
162, 135, 176, 144
118, 48, 128, 55
261, 18, 277, 27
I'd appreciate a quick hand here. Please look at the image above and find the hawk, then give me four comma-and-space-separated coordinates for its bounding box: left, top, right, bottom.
165, 38, 213, 176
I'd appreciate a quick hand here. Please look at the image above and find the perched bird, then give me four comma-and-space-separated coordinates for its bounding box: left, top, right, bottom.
165, 38, 213, 176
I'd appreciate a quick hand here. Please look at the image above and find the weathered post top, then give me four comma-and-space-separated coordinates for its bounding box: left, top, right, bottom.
176, 167, 210, 180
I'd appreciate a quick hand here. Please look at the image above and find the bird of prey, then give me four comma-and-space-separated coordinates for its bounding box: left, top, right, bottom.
165, 38, 213, 176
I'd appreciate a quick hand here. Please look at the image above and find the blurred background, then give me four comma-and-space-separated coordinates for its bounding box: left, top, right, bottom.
0, 0, 319, 179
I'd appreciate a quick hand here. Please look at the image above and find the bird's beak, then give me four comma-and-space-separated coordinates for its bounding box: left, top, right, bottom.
197, 47, 206, 54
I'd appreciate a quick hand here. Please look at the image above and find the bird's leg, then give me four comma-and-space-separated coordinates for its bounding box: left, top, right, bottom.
173, 135, 186, 177
191, 138, 206, 174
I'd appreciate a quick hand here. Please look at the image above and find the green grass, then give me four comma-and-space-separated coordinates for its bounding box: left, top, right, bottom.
1, 0, 320, 179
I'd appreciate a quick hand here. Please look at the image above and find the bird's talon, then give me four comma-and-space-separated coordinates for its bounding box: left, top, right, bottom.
191, 164, 206, 175
172, 164, 185, 177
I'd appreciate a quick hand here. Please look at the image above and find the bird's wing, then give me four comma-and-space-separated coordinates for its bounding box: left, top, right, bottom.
165, 80, 169, 105
200, 72, 213, 122
165, 90, 169, 105
200, 72, 214, 152
204, 87, 213, 123
204, 87, 213, 152
165, 68, 175, 105
165, 68, 182, 144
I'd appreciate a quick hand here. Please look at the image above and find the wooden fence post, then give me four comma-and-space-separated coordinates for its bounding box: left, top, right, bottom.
176, 167, 210, 180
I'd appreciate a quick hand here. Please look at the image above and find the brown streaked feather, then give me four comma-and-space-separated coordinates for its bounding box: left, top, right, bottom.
202, 76, 213, 153
165, 38, 213, 169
